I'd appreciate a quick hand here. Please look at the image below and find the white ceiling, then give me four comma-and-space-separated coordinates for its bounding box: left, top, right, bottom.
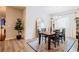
0, 6, 25, 16
0, 7, 6, 16
10, 6, 25, 10
44, 6, 79, 14
0, 6, 79, 17
28, 6, 79, 17
37, 6, 79, 14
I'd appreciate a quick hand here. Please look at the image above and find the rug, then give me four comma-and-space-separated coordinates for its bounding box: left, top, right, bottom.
27, 37, 76, 52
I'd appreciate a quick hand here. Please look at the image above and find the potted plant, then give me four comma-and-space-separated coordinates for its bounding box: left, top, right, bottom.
15, 18, 23, 40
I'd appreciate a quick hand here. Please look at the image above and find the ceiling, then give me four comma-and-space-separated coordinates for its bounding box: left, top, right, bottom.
44, 6, 79, 13
0, 6, 79, 17
10, 6, 25, 10
33, 6, 79, 15
0, 6, 25, 17
0, 7, 6, 16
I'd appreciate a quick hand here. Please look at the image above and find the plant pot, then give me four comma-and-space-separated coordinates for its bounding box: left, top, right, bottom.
16, 35, 21, 40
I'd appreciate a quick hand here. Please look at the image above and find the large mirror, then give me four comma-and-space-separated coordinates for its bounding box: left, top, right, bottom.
35, 17, 46, 38
0, 7, 6, 41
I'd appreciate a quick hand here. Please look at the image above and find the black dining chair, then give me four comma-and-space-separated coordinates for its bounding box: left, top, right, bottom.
50, 30, 60, 48
41, 28, 47, 43
38, 28, 47, 44
76, 32, 79, 39
59, 29, 65, 42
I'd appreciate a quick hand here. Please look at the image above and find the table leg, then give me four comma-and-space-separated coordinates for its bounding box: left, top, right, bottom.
78, 39, 79, 50
45, 36, 47, 43
39, 33, 41, 45
48, 36, 51, 50
64, 36, 65, 41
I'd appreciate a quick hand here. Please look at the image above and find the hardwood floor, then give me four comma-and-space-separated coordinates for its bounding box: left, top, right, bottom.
0, 39, 34, 52
0, 38, 77, 52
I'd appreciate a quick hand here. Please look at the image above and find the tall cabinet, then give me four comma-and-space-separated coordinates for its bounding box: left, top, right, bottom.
76, 17, 79, 50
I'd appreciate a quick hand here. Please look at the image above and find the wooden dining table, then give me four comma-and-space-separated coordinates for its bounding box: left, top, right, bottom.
38, 31, 55, 50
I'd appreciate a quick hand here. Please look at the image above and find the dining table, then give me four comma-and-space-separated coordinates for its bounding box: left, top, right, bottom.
38, 31, 55, 50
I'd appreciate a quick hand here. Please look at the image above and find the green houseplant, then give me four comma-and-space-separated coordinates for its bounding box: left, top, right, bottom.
15, 18, 23, 39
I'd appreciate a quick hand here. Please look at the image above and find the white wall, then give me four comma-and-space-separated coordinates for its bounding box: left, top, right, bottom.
5, 7, 24, 40
55, 13, 76, 39
26, 7, 49, 40
26, 6, 77, 40
23, 7, 26, 39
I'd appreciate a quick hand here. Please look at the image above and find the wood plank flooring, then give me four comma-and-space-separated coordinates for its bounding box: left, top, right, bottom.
0, 38, 77, 52
0, 39, 34, 52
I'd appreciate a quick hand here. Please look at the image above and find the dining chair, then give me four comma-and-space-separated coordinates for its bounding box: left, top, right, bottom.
59, 29, 65, 42
76, 32, 79, 39
38, 28, 47, 44
76, 32, 79, 50
50, 30, 60, 48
